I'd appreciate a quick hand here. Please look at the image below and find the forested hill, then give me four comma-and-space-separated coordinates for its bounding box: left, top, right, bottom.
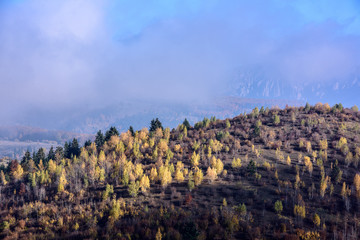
0, 103, 360, 239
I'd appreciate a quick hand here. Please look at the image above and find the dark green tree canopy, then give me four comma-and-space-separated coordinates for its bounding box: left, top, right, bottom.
22, 150, 32, 164
105, 126, 119, 141
150, 118, 163, 132
84, 140, 92, 148
47, 146, 55, 162
34, 148, 46, 165
95, 130, 105, 148
183, 118, 191, 129
55, 146, 64, 160
64, 139, 80, 159
129, 126, 135, 137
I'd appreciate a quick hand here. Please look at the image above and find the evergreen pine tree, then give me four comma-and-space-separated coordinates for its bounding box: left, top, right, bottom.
105, 126, 119, 141
84, 140, 92, 148
95, 130, 105, 148
64, 142, 71, 159
35, 148, 46, 165
150, 118, 163, 132
22, 150, 32, 164
47, 146, 55, 162
183, 118, 191, 129
129, 126, 135, 137
70, 138, 80, 157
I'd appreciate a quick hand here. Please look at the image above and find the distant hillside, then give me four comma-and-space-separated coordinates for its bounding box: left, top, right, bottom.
0, 126, 93, 158
0, 98, 301, 159
0, 125, 92, 143
19, 97, 302, 134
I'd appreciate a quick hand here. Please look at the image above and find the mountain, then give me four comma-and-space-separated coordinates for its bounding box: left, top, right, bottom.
227, 68, 360, 108
7, 97, 303, 134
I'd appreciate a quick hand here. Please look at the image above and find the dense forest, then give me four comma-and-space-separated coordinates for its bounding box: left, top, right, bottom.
1, 103, 360, 239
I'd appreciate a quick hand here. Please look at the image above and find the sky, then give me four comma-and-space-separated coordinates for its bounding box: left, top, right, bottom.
0, 0, 360, 127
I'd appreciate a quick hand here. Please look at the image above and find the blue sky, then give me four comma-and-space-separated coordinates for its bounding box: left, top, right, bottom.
0, 0, 359, 124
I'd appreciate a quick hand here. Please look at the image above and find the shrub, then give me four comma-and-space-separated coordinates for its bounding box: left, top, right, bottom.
128, 181, 140, 197
231, 158, 242, 168
193, 167, 203, 186
274, 200, 283, 215
247, 159, 257, 175
211, 157, 224, 175
103, 184, 114, 201
0, 221, 10, 232
354, 173, 360, 199
273, 114, 280, 125
313, 213, 320, 227
139, 175, 150, 193
206, 167, 217, 182
191, 152, 200, 168
294, 204, 306, 219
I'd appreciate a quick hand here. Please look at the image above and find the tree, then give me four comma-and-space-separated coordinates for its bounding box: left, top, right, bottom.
252, 107, 259, 117
273, 114, 280, 125
128, 181, 140, 197
331, 161, 342, 184
341, 182, 351, 200
188, 171, 195, 191
0, 170, 7, 185
55, 146, 64, 161
84, 140, 92, 148
231, 158, 242, 168
95, 130, 105, 148
22, 150, 32, 165
13, 164, 24, 182
105, 126, 119, 141
354, 173, 360, 199
254, 120, 262, 136
160, 167, 172, 188
183, 118, 191, 129
35, 148, 46, 165
156, 228, 162, 240
191, 152, 200, 168
247, 159, 257, 176
109, 198, 125, 221
206, 167, 217, 182
225, 119, 231, 128
211, 157, 224, 175
175, 168, 184, 182
70, 138, 80, 158
150, 118, 163, 133
319, 139, 328, 151
58, 169, 67, 192
304, 156, 313, 176
103, 184, 114, 201
193, 167, 203, 186
294, 204, 306, 220
139, 175, 150, 193
274, 200, 283, 215
129, 126, 135, 136
313, 213, 321, 227
286, 155, 291, 166
150, 167, 158, 182
305, 141, 312, 153
320, 176, 329, 198
47, 146, 55, 162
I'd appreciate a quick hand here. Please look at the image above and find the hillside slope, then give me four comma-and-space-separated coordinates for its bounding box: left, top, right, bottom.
0, 103, 360, 239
